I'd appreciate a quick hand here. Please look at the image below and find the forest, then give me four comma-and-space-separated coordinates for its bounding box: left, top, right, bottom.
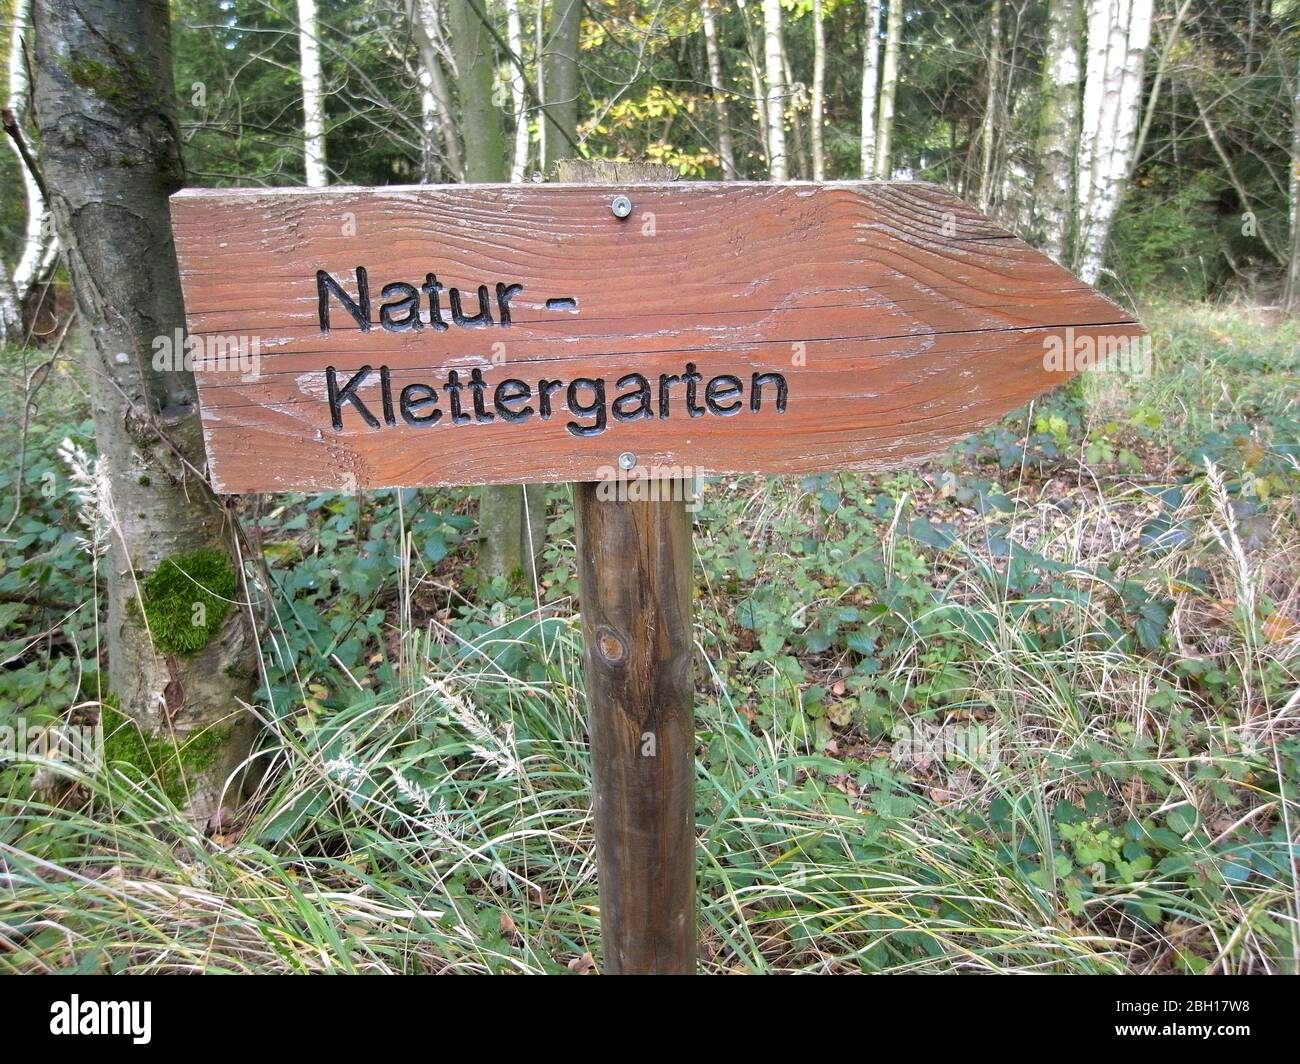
1, 0, 1298, 984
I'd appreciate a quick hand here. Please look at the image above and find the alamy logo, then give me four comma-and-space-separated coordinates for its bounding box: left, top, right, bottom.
150, 327, 261, 379
1042, 328, 1152, 378
49, 996, 151, 1044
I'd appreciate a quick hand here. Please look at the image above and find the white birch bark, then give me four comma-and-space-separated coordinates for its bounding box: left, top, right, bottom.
407, 0, 464, 182
702, 0, 737, 178
977, 0, 1003, 211
1075, 0, 1152, 284
0, 263, 18, 348
1033, 0, 1083, 264
1075, 0, 1110, 231
2, 0, 53, 343
762, 0, 786, 179
874, 0, 903, 179
811, 0, 826, 180
781, 32, 807, 178
735, 1, 769, 166
860, 0, 882, 178
297, 0, 328, 186
506, 0, 530, 181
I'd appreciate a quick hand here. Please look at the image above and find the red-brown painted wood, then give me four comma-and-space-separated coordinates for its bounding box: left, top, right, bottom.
170, 181, 1142, 494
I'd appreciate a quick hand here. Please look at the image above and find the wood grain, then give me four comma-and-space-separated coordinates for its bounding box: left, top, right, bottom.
575, 481, 695, 974
170, 181, 1143, 493
567, 161, 696, 976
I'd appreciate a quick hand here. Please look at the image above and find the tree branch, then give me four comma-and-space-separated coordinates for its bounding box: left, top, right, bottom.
1, 106, 48, 202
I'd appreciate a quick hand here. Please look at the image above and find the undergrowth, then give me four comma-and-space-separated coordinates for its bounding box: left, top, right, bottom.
1, 303, 1297, 973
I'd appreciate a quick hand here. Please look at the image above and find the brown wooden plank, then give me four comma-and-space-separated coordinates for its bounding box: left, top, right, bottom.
574, 481, 695, 974
170, 181, 1142, 493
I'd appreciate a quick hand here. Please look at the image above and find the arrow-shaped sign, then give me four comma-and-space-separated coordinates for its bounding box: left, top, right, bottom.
171, 181, 1144, 494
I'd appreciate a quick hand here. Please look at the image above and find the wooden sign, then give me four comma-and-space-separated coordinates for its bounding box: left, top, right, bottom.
170, 181, 1141, 494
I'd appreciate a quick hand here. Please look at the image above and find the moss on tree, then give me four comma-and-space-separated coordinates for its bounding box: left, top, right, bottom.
100, 703, 232, 807
138, 548, 236, 654
62, 48, 150, 108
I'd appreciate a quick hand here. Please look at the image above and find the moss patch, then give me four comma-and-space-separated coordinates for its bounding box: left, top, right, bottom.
100, 705, 231, 807
63, 51, 149, 108
139, 549, 236, 655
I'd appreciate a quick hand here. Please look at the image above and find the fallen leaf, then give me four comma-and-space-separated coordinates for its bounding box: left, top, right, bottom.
1263, 613, 1295, 642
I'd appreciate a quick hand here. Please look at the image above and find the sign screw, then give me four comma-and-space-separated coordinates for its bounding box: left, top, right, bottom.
618, 451, 637, 470
610, 195, 633, 219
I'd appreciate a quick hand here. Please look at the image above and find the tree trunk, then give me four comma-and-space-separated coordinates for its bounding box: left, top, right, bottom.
701, 0, 737, 179
451, 0, 544, 592
860, 0, 881, 178
0, 264, 18, 348
525, 0, 585, 572
874, 0, 903, 179
977, 0, 1003, 211
407, 0, 464, 182
542, 0, 580, 173
1075, 0, 1152, 285
781, 40, 807, 178
506, 0, 531, 181
32, 0, 257, 825
811, 0, 826, 180
296, 0, 327, 186
736, 1, 769, 168
1130, 0, 1191, 181
1286, 57, 1300, 315
761, 0, 786, 179
2, 0, 55, 344
1032, 0, 1082, 264
448, 0, 504, 183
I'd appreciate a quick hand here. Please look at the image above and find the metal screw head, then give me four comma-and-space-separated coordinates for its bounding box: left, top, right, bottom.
610, 195, 633, 219
618, 451, 637, 470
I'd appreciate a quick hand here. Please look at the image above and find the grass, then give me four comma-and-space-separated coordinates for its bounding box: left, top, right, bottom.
1, 302, 1297, 974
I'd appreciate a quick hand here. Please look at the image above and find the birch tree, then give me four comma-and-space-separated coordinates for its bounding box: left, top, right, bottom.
1074, 0, 1152, 285
860, 0, 881, 178
1, 0, 55, 345
811, 0, 826, 181
701, 0, 737, 179
32, 0, 257, 825
874, 0, 903, 180
736, 0, 770, 168
407, 0, 464, 181
782, 32, 807, 178
296, 0, 327, 186
1032, 0, 1083, 263
0, 255, 15, 349
761, 0, 786, 179
976, 0, 1003, 211
506, 0, 531, 181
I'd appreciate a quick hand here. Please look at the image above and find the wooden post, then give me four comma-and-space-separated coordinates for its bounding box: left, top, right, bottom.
574, 483, 695, 973
562, 160, 696, 975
